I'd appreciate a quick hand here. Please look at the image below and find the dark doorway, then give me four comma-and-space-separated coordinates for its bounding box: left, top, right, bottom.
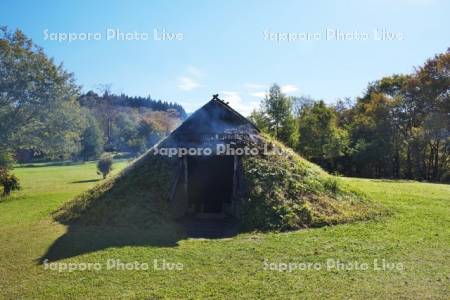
187, 155, 234, 214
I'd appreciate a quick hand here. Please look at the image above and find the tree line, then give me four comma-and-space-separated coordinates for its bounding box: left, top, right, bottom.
0, 27, 185, 162
0, 28, 186, 196
0, 26, 448, 197
78, 90, 186, 115
75, 91, 184, 161
250, 50, 449, 183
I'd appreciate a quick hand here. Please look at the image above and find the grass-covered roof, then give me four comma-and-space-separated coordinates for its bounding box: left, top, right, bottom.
54, 133, 385, 232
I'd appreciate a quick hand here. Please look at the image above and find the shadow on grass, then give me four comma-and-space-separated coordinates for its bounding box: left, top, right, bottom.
37, 225, 184, 263
70, 179, 101, 184
38, 219, 239, 263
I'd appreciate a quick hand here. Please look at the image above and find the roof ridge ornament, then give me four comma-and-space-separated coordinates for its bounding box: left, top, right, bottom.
212, 94, 229, 105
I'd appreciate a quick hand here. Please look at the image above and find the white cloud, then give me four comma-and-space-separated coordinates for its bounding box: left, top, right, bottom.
221, 91, 241, 106
250, 92, 266, 98
281, 84, 299, 94
244, 83, 266, 89
177, 66, 204, 91
187, 65, 204, 77
246, 83, 299, 97
245, 83, 267, 98
178, 77, 200, 91
220, 91, 259, 116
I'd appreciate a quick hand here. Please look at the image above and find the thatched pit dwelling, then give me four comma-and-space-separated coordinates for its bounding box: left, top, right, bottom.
54, 95, 383, 232
159, 94, 264, 219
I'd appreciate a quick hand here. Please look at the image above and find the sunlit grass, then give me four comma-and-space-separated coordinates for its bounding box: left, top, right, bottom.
0, 162, 449, 299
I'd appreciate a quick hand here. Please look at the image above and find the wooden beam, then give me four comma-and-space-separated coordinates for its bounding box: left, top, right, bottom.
232, 155, 238, 215
168, 159, 183, 202
233, 155, 238, 197
183, 155, 188, 198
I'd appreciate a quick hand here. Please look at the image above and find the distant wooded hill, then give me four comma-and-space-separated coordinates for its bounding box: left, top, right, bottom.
78, 91, 187, 118
74, 91, 186, 159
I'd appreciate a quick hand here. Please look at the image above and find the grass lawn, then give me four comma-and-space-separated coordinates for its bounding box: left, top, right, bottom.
0, 162, 449, 299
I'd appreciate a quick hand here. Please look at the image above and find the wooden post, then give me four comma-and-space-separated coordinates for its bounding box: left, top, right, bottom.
183, 155, 188, 198
168, 159, 183, 202
233, 155, 238, 196
232, 155, 238, 215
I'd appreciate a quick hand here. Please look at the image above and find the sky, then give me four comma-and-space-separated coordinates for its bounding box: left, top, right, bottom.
1, 0, 449, 115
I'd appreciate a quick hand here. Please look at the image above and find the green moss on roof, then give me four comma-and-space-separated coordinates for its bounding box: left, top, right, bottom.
240, 136, 385, 231
53, 153, 180, 228
54, 135, 386, 232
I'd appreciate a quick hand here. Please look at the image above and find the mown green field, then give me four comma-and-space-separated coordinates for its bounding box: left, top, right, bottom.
0, 162, 449, 299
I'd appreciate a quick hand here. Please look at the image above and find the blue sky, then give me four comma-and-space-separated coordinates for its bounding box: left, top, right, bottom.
2, 0, 449, 114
